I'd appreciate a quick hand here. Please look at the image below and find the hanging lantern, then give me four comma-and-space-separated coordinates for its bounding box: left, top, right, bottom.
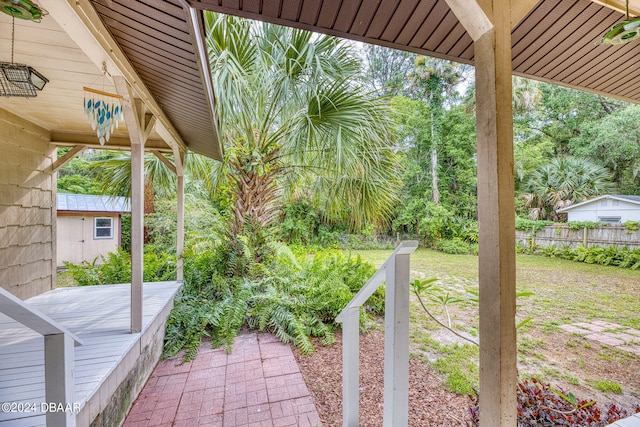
83, 63, 123, 145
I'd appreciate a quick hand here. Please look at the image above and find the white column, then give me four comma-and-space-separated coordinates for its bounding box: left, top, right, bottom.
130, 138, 144, 333
114, 76, 146, 333
176, 167, 185, 282
341, 306, 360, 427
383, 252, 410, 427
44, 333, 76, 427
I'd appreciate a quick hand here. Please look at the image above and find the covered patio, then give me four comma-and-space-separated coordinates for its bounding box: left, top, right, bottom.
2, 0, 640, 426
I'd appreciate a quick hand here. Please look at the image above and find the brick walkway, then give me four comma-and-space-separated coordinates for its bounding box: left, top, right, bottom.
123, 333, 322, 427
560, 320, 640, 355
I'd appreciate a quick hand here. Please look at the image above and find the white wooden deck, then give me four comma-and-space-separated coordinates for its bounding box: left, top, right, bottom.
0, 281, 181, 427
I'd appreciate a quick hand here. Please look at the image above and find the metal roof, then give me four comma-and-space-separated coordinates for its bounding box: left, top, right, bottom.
57, 194, 131, 213
558, 194, 640, 211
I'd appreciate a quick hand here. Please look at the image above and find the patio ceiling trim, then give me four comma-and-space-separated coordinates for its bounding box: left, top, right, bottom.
50, 132, 174, 152
41, 0, 188, 158
181, 4, 221, 154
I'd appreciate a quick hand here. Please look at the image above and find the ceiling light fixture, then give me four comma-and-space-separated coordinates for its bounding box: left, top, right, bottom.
0, 4, 49, 97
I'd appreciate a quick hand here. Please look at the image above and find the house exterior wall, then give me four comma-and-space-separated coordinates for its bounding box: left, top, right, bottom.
57, 213, 121, 266
0, 108, 56, 299
566, 199, 640, 222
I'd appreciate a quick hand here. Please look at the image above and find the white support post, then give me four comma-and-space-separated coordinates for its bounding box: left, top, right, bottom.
44, 333, 76, 427
342, 306, 360, 427
114, 76, 147, 333
383, 252, 411, 427
130, 138, 144, 333
176, 165, 185, 283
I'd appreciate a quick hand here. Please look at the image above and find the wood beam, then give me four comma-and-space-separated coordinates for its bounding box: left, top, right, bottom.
51, 146, 86, 173
592, 0, 640, 17
151, 150, 177, 174
50, 132, 172, 152
473, 0, 518, 425
447, 0, 518, 425
114, 76, 146, 334
180, 4, 222, 155
144, 114, 157, 141
510, 0, 540, 28
444, 0, 493, 40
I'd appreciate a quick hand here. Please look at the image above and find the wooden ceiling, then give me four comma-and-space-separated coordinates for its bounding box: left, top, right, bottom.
4, 0, 640, 162
88, 0, 220, 159
178, 0, 640, 104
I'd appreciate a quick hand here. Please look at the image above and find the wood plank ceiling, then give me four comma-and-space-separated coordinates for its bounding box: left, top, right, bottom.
80, 0, 640, 163
89, 0, 221, 160
176, 0, 640, 104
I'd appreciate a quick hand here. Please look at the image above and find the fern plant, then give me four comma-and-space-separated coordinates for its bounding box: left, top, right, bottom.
163, 244, 378, 361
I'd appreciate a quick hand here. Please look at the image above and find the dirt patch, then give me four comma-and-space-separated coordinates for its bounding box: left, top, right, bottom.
519, 328, 640, 410
292, 328, 469, 426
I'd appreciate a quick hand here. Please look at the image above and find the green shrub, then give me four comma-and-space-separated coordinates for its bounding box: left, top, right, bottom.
163, 245, 380, 361
515, 217, 554, 232
536, 244, 640, 270
64, 247, 177, 286
435, 238, 477, 255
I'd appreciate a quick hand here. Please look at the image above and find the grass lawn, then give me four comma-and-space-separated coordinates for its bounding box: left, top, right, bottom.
349, 248, 640, 409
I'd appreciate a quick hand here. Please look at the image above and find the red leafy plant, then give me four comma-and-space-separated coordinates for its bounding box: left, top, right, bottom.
467, 377, 640, 426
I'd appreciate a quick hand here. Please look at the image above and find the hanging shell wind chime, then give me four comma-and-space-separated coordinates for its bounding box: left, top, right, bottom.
83, 63, 123, 145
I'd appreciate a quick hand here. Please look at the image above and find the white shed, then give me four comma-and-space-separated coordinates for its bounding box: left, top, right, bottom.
57, 194, 130, 267
558, 195, 640, 223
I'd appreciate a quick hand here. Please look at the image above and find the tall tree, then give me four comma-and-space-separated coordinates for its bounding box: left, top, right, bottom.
570, 104, 640, 194
204, 14, 400, 258
532, 84, 622, 155
407, 56, 463, 204
363, 44, 416, 95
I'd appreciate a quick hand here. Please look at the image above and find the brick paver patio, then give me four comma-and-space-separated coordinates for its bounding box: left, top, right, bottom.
560, 320, 640, 356
123, 333, 322, 427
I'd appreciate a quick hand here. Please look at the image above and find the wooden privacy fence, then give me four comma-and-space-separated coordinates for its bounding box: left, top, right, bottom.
516, 224, 640, 250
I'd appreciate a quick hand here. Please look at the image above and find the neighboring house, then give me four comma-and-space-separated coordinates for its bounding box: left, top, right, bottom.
57, 194, 130, 267
558, 195, 640, 223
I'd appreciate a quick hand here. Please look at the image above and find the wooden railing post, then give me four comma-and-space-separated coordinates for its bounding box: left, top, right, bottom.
341, 307, 360, 427
0, 287, 83, 427
336, 241, 417, 427
383, 251, 411, 427
45, 333, 76, 427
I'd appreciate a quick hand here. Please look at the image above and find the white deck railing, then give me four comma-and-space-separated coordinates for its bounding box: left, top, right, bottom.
0, 287, 83, 427
336, 240, 418, 427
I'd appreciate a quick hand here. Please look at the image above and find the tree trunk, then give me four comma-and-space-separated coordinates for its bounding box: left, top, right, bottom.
430, 106, 440, 204
431, 147, 439, 204
226, 149, 282, 270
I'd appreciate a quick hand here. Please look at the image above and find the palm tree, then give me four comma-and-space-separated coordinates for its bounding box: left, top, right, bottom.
522, 157, 616, 220
408, 56, 463, 204
201, 14, 400, 245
